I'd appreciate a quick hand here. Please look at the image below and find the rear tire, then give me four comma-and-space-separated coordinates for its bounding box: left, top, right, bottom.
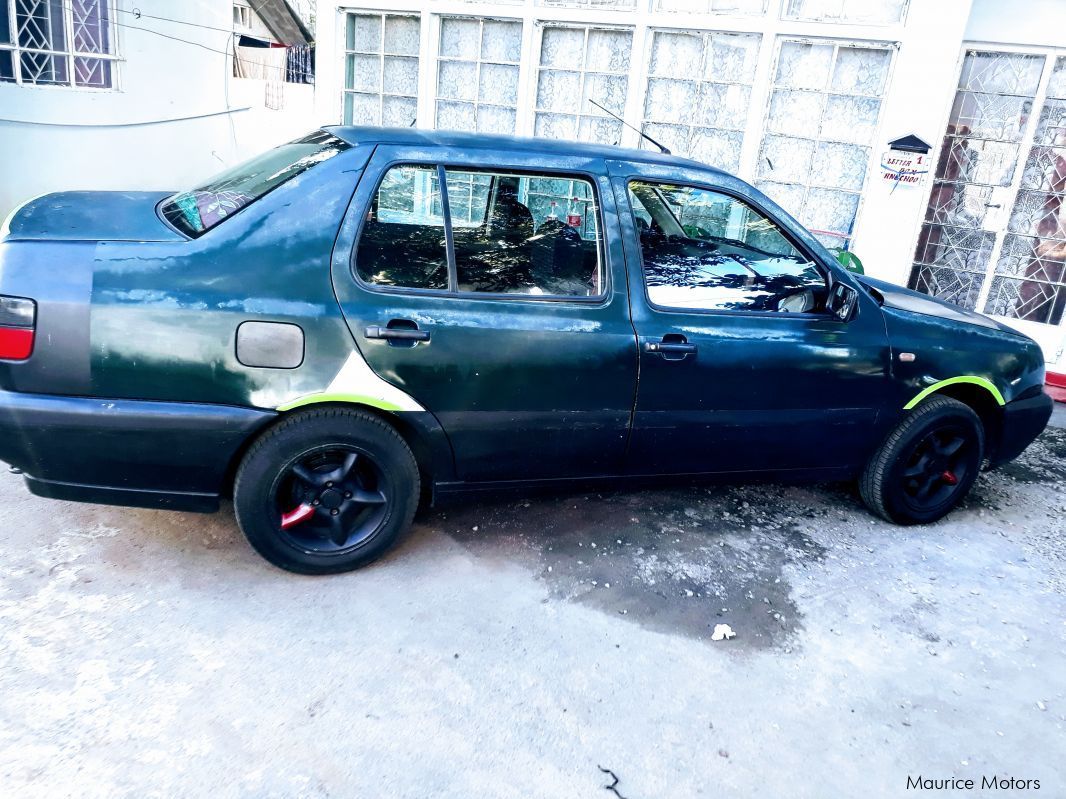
234, 408, 419, 574
860, 397, 984, 525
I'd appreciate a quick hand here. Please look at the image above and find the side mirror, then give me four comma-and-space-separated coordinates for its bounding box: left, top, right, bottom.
828, 282, 858, 322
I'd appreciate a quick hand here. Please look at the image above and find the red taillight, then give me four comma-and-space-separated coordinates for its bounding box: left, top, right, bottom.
0, 327, 34, 360
0, 296, 36, 360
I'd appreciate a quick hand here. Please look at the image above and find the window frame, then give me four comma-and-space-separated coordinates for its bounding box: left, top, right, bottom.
233, 3, 252, 30
0, 0, 120, 90
434, 14, 523, 135
756, 37, 897, 252
532, 21, 635, 145
351, 158, 611, 305
341, 10, 421, 127
782, 0, 910, 27
157, 130, 351, 239
625, 176, 840, 321
639, 27, 763, 174
538, 0, 637, 10
653, 0, 769, 16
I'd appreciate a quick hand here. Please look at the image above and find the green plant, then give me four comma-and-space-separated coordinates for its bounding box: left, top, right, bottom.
836, 250, 865, 274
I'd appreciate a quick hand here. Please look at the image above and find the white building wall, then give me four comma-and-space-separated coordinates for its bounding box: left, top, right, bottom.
847, 0, 972, 285
964, 0, 1066, 48
0, 0, 313, 218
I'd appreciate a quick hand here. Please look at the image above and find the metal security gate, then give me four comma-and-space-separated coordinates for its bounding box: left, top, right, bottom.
910, 47, 1066, 371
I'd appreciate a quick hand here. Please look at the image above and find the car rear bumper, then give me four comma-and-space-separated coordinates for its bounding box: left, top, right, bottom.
989, 390, 1054, 468
0, 390, 276, 513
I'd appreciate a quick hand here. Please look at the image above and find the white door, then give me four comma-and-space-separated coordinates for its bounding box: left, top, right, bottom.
910, 48, 1066, 372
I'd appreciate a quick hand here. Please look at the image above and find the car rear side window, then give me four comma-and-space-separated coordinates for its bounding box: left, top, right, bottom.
629, 181, 828, 314
356, 165, 449, 291
445, 168, 603, 297
160, 131, 350, 238
355, 164, 605, 299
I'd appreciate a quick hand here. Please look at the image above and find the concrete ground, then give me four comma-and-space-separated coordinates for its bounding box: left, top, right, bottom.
1, 411, 1064, 798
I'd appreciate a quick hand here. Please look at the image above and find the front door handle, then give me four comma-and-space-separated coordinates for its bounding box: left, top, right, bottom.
365, 321, 431, 344
645, 334, 696, 361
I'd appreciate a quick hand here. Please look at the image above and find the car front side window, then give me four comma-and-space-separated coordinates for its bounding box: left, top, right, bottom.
629, 181, 828, 314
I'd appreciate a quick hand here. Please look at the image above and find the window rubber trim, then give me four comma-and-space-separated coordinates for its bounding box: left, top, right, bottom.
158, 130, 350, 239
350, 159, 612, 306
438, 163, 460, 293
623, 176, 843, 322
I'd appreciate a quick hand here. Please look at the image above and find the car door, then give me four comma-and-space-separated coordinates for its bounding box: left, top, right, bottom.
609, 159, 892, 476
330, 145, 637, 482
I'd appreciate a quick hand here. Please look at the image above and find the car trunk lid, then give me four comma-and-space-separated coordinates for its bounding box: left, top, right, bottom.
3, 191, 186, 243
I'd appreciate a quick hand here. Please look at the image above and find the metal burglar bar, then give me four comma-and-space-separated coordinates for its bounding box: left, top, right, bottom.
0, 0, 117, 88
982, 56, 1066, 325
910, 50, 1048, 313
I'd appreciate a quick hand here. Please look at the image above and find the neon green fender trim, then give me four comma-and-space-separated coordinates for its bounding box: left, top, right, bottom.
903, 376, 1005, 410
277, 393, 404, 413
273, 353, 426, 413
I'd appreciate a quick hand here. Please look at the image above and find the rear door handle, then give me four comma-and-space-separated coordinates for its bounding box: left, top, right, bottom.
365, 323, 431, 343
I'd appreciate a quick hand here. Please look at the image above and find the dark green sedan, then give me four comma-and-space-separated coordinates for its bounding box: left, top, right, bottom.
0, 128, 1053, 574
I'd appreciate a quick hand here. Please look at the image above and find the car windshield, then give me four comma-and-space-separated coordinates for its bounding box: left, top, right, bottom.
160, 131, 350, 237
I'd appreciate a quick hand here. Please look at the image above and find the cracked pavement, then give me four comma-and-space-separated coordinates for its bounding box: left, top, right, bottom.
1, 408, 1064, 797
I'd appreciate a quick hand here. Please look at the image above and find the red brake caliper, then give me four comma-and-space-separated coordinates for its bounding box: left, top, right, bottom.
941, 470, 958, 486
280, 503, 315, 530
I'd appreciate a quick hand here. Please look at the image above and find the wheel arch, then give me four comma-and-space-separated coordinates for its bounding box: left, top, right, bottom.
905, 378, 1005, 463
220, 400, 453, 503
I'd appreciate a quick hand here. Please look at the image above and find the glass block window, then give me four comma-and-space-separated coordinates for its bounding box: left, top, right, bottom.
655, 0, 768, 14
436, 17, 522, 135
540, 0, 637, 8
1, 0, 116, 88
343, 13, 420, 127
784, 0, 909, 25
757, 40, 893, 250
534, 24, 633, 145
640, 30, 761, 173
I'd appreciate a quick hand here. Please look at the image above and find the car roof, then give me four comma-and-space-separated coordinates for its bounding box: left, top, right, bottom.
325, 126, 727, 177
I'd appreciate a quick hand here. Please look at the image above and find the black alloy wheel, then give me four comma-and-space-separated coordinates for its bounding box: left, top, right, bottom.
898, 423, 975, 514
234, 408, 420, 574
860, 396, 984, 525
275, 445, 390, 553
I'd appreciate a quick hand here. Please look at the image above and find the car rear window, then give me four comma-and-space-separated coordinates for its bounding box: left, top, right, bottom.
160, 131, 350, 237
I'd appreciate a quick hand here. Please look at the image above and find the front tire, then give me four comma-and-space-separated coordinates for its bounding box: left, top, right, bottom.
860, 397, 984, 525
234, 408, 420, 574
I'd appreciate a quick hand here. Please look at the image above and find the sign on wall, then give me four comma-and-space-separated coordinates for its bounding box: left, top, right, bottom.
881, 134, 932, 189
880, 151, 929, 188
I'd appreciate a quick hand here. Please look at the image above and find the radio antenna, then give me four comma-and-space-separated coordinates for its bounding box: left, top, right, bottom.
588, 99, 671, 155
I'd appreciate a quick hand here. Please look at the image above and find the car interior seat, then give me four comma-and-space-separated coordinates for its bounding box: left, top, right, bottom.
487, 183, 534, 241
